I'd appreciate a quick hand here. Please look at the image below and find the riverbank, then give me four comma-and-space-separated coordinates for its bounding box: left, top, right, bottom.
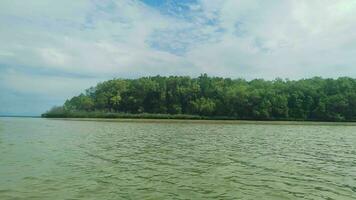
42, 110, 295, 120
41, 111, 236, 120
41, 111, 356, 123
42, 117, 356, 126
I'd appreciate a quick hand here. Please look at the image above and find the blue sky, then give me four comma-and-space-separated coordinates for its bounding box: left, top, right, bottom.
1, 0, 356, 115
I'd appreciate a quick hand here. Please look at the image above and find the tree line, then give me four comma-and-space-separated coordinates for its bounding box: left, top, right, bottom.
43, 74, 356, 121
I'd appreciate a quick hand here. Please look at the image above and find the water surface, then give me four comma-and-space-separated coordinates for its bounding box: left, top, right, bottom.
1, 118, 356, 199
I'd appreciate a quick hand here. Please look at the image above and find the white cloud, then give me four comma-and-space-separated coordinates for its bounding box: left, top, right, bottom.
38, 48, 72, 68
2, 0, 356, 114
0, 70, 100, 98
0, 51, 14, 57
183, 0, 356, 78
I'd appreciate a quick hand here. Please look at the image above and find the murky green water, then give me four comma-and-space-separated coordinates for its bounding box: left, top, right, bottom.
0, 118, 356, 200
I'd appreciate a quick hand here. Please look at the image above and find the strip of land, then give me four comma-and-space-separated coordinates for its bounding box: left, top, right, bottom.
42, 75, 356, 122
46, 117, 356, 126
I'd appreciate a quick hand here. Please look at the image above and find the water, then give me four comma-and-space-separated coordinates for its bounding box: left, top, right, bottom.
0, 118, 356, 200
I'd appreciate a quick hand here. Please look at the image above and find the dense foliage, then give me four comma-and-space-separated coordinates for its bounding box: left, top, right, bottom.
43, 74, 356, 121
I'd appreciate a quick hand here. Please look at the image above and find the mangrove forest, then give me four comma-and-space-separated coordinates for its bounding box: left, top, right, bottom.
42, 74, 356, 121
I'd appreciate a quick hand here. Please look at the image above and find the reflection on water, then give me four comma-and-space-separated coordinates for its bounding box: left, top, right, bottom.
0, 118, 356, 199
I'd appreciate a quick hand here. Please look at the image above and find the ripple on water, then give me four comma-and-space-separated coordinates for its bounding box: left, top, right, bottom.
1, 119, 356, 199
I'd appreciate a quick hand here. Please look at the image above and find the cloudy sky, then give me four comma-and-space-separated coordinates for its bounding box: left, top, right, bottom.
1, 0, 356, 115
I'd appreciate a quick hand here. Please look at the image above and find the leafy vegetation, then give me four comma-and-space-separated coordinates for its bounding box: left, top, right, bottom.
42, 74, 356, 121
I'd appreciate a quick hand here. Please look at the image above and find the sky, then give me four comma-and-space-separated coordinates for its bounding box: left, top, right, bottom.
1, 0, 356, 116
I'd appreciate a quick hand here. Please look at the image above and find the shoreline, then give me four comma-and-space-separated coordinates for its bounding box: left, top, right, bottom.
42, 117, 356, 126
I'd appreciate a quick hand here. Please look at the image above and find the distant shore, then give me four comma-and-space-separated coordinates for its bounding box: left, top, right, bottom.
0, 115, 40, 118
42, 117, 356, 127
41, 111, 356, 123
42, 112, 224, 120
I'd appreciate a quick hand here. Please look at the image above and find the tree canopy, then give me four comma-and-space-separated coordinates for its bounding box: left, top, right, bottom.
43, 75, 356, 121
